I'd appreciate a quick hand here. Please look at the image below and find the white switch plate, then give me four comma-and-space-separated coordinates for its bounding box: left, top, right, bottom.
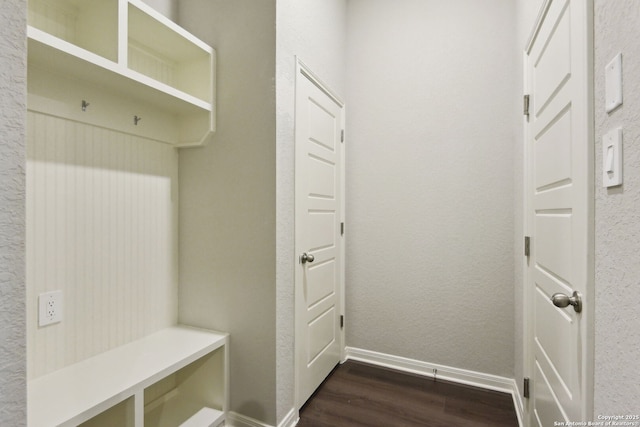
605, 53, 623, 113
602, 128, 623, 188
39, 290, 63, 327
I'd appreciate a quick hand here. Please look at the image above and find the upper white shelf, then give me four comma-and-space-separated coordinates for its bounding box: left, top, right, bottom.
27, 0, 215, 147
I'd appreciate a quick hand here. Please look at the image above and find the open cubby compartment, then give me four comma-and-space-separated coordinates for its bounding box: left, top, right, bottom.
78, 397, 135, 427
28, 0, 119, 62
144, 347, 226, 427
127, 1, 214, 104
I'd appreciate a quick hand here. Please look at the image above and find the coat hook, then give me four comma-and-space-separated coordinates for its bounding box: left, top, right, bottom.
134, 115, 142, 125
81, 100, 90, 112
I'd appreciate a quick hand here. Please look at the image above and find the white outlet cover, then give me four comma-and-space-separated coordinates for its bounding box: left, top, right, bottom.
39, 290, 63, 327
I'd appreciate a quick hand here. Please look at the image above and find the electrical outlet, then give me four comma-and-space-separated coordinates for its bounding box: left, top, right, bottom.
39, 290, 63, 327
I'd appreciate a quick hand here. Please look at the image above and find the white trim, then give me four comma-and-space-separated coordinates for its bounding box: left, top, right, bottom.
296, 57, 344, 107
227, 412, 273, 427
346, 347, 514, 393
524, 0, 552, 54
511, 378, 525, 427
522, 46, 534, 427
226, 409, 298, 427
345, 347, 523, 427
277, 408, 299, 427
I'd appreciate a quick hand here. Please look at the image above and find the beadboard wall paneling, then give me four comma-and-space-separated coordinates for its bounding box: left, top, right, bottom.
26, 111, 179, 380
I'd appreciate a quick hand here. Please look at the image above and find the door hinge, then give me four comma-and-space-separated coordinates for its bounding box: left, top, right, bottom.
524, 377, 530, 399
340, 315, 344, 329
523, 94, 530, 117
341, 129, 344, 143
341, 222, 344, 236
524, 236, 531, 257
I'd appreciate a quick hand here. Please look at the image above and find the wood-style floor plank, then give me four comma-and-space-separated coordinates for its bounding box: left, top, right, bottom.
297, 361, 519, 427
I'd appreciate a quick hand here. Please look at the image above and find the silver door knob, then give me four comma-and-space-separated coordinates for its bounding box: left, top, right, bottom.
551, 291, 582, 313
300, 253, 315, 264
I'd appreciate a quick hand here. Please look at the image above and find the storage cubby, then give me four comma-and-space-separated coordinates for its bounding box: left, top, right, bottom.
27, 0, 216, 147
28, 327, 228, 427
144, 350, 225, 427
78, 397, 135, 427
28, 0, 118, 62
128, 2, 213, 104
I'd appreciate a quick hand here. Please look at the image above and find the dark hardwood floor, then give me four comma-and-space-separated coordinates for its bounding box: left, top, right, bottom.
297, 361, 519, 427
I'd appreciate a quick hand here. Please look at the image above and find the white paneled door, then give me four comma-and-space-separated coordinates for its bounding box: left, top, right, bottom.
295, 62, 345, 409
524, 0, 593, 425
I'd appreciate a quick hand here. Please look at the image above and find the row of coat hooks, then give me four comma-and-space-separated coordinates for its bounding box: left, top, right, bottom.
81, 100, 142, 126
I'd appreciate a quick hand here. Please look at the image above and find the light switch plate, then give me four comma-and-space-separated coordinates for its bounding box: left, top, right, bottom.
605, 53, 623, 113
603, 128, 623, 187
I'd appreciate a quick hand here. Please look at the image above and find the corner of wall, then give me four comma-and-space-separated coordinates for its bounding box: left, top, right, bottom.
178, 1, 278, 425
0, 1, 27, 425
141, 0, 179, 22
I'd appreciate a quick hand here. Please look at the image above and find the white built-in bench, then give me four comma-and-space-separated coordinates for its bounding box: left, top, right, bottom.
28, 326, 228, 427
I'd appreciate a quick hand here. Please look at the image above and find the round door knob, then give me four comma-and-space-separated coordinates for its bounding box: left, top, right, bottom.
551, 290, 582, 313
301, 253, 315, 264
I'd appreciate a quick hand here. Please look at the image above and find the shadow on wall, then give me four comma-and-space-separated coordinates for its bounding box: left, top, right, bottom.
235, 401, 267, 422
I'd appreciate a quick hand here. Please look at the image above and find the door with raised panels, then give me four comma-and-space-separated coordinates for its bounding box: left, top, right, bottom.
294, 63, 345, 409
524, 0, 594, 424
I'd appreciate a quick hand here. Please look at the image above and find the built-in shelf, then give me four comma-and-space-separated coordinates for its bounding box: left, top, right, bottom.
27, 0, 215, 147
28, 326, 228, 427
145, 396, 225, 427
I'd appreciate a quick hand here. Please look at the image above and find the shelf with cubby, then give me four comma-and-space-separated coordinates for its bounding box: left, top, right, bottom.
28, 326, 228, 427
27, 0, 215, 147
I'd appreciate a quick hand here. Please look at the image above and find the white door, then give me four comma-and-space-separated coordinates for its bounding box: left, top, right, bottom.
524, 0, 594, 425
294, 62, 345, 409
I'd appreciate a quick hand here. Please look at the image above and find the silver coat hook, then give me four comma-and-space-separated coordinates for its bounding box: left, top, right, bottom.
81, 100, 90, 111
134, 115, 142, 125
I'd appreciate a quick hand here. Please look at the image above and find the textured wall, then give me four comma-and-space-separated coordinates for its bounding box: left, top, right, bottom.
593, 0, 640, 415
345, 0, 516, 378
275, 0, 347, 422
0, 0, 27, 425
177, 1, 278, 424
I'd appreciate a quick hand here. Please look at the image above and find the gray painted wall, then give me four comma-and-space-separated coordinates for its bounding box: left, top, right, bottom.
178, 2, 348, 423
345, 0, 516, 378
593, 0, 640, 415
275, 0, 347, 422
142, 0, 178, 21
177, 1, 278, 424
0, 1, 27, 425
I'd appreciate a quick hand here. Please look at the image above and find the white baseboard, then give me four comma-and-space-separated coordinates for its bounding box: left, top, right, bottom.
511, 379, 525, 427
277, 408, 298, 427
226, 408, 298, 427
226, 412, 272, 427
345, 346, 524, 427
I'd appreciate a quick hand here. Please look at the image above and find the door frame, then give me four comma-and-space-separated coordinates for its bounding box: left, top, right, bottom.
522, 0, 595, 424
293, 58, 346, 411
